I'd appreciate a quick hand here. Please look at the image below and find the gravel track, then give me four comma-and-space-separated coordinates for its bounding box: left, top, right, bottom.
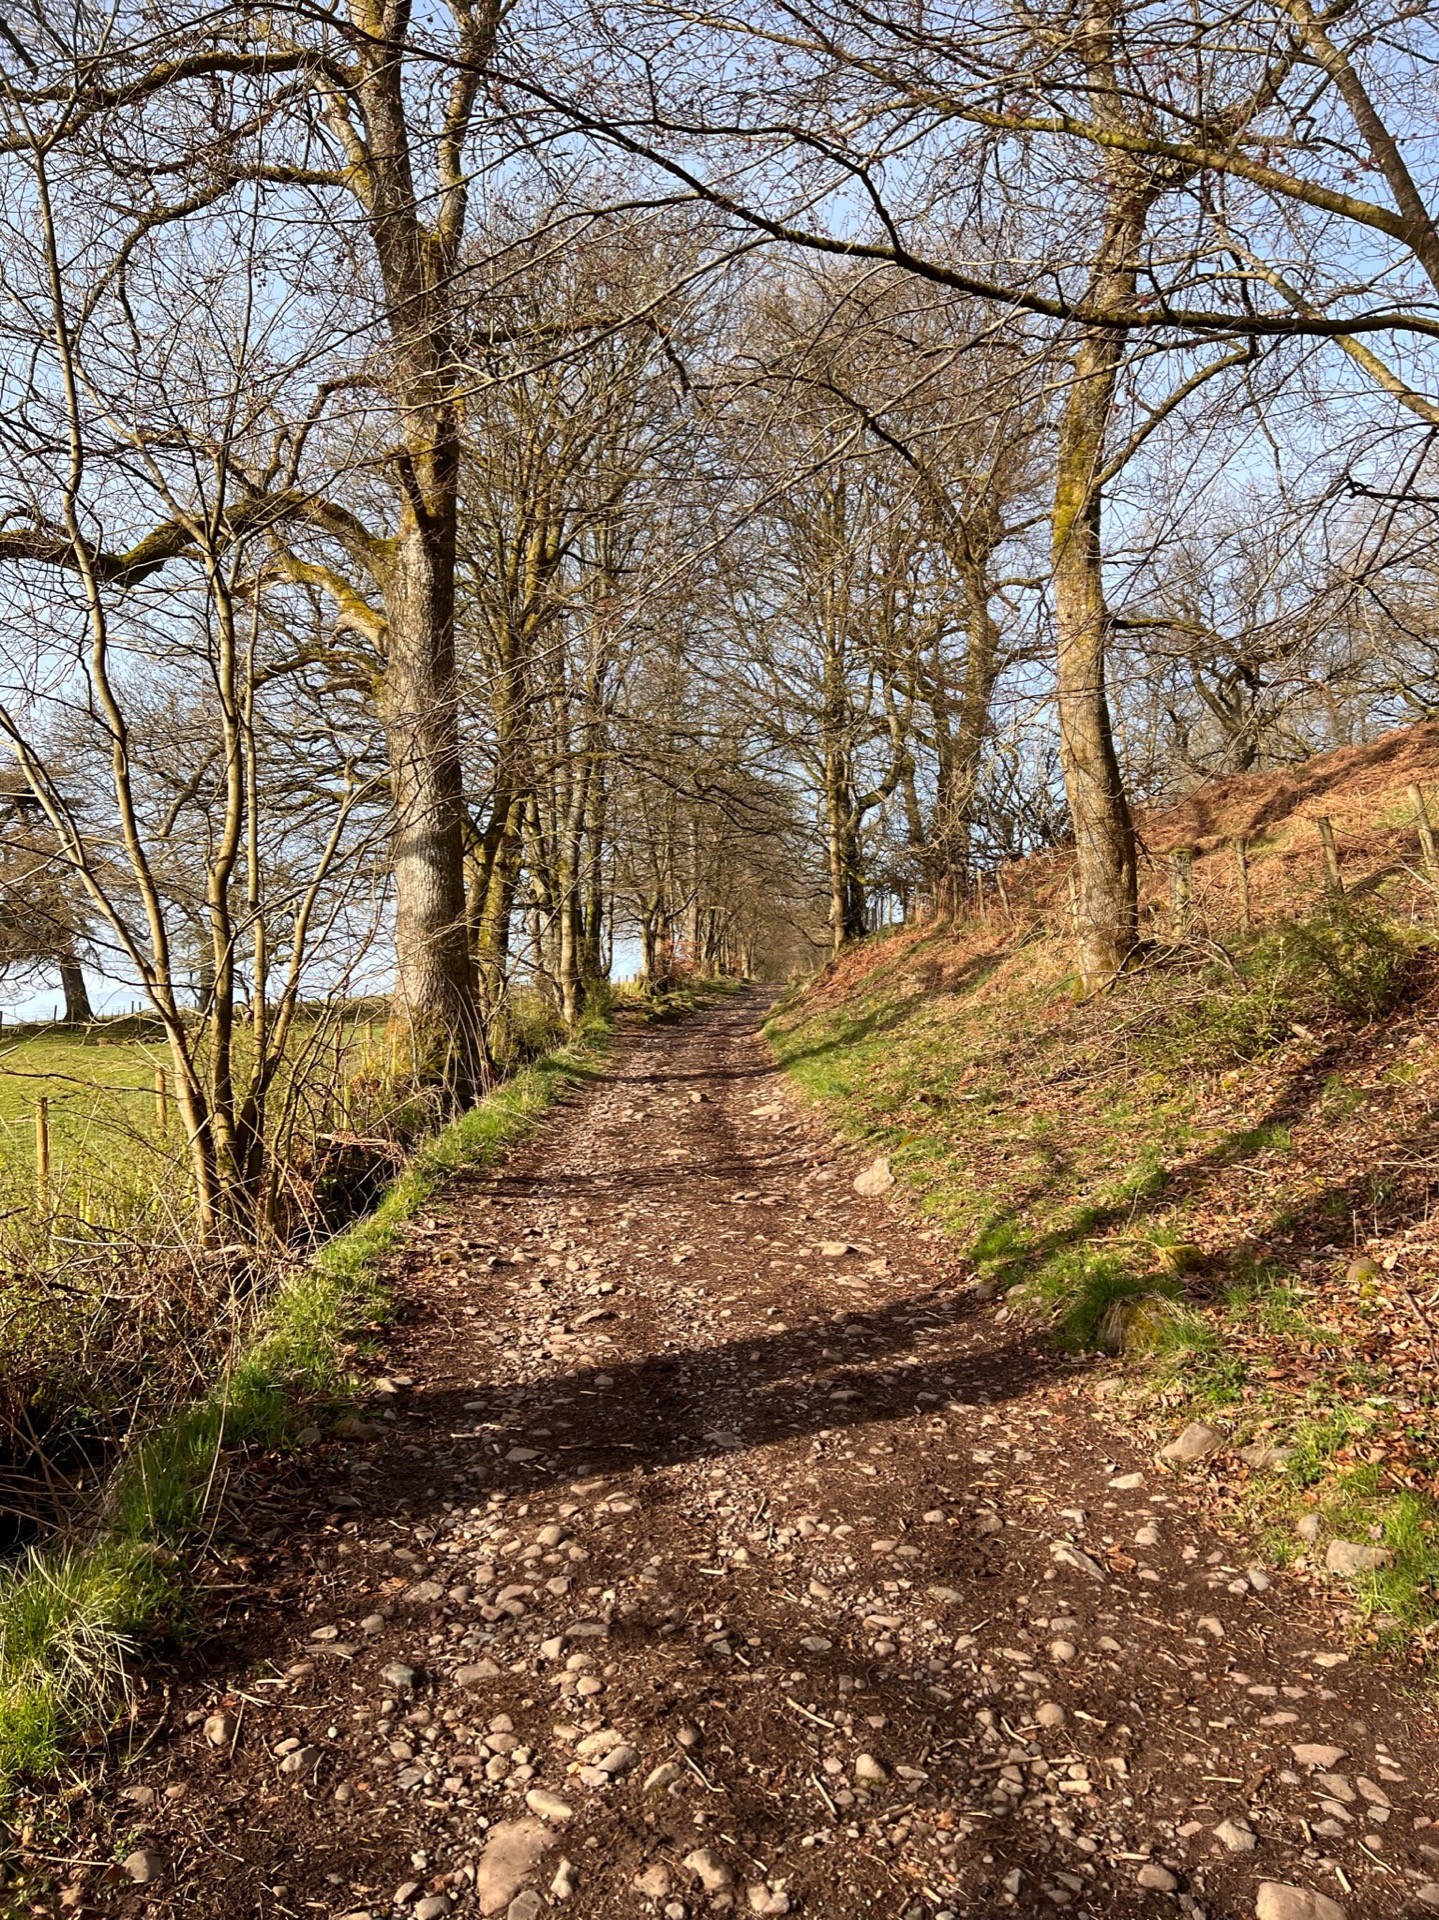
47, 991, 1439, 1920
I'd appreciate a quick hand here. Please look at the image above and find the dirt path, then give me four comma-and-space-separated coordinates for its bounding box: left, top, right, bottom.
42, 992, 1439, 1919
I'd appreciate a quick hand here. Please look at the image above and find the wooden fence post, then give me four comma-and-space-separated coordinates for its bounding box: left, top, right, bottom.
1171, 847, 1194, 933
1317, 816, 1344, 896
34, 1097, 49, 1199
1234, 836, 1251, 935
1409, 783, 1438, 880
996, 871, 1013, 925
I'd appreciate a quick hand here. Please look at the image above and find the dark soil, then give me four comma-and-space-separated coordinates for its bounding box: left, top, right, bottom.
24, 991, 1439, 1919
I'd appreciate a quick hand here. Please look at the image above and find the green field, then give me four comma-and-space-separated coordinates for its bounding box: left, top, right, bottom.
0, 1025, 171, 1180
0, 1016, 387, 1223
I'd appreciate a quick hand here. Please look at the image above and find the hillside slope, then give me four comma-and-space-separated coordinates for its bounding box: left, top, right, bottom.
770, 722, 1439, 1655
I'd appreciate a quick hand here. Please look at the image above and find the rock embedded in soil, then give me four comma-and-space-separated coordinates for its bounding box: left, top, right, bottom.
853, 1156, 895, 1197
683, 1847, 735, 1893
1160, 1421, 1222, 1463
1324, 1539, 1393, 1575
747, 1887, 791, 1915
1255, 1885, 1348, 1920
474, 1819, 555, 1916
1136, 1862, 1179, 1891
550, 1859, 577, 1900
1214, 1817, 1258, 1852
202, 1710, 237, 1748
122, 1849, 164, 1885
524, 1788, 574, 1821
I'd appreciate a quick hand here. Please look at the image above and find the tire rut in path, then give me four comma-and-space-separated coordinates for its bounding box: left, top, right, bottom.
54, 990, 1439, 1920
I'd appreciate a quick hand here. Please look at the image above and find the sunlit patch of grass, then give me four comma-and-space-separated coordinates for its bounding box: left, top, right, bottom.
1142, 1306, 1249, 1406
1023, 1249, 1155, 1351
1282, 1404, 1377, 1489
0, 1543, 166, 1788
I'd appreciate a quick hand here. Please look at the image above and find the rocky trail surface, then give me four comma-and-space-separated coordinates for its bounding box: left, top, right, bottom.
38, 992, 1439, 1920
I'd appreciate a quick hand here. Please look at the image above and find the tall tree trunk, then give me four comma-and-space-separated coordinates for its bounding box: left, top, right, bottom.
348, 0, 496, 1105
826, 789, 868, 953
581, 771, 608, 981
57, 950, 90, 1023
931, 586, 1005, 915
1051, 189, 1150, 986
475, 795, 524, 1015
383, 504, 484, 1098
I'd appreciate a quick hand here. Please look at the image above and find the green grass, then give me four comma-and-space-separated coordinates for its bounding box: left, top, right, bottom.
769, 903, 1439, 1657
0, 1014, 392, 1228
0, 1018, 609, 1798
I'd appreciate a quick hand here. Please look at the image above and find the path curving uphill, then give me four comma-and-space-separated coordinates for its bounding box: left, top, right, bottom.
44, 990, 1439, 1919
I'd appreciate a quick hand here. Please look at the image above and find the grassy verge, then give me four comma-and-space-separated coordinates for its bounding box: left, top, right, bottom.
0, 1020, 609, 1795
768, 902, 1439, 1657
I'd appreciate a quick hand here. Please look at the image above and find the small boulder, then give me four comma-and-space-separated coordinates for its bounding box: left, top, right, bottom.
1255, 1885, 1347, 1920
1156, 1242, 1206, 1276
1324, 1539, 1393, 1576
853, 1156, 895, 1198
1292, 1744, 1347, 1769
1136, 1862, 1179, 1892
1161, 1421, 1221, 1464
475, 1819, 556, 1917
1214, 1818, 1257, 1853
202, 1710, 237, 1749
550, 1859, 577, 1901
634, 1863, 672, 1899
524, 1788, 574, 1823
122, 1850, 164, 1886
748, 1888, 790, 1915
683, 1847, 734, 1894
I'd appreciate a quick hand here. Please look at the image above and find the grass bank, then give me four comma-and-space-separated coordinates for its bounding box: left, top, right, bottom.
769, 899, 1439, 1660
0, 1018, 609, 1797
